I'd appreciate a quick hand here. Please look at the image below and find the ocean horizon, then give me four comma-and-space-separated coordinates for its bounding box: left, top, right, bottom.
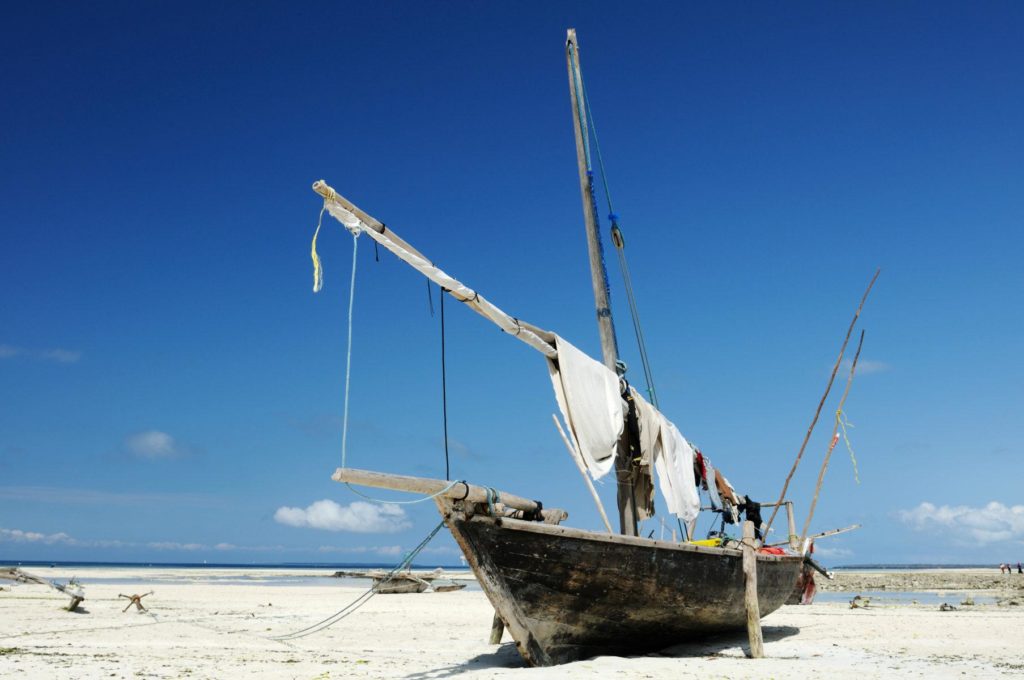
1, 559, 1005, 571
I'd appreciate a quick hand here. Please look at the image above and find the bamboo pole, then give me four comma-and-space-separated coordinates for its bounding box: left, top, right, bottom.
786, 501, 798, 551
763, 269, 879, 538
332, 468, 568, 523
800, 330, 864, 542
742, 520, 764, 658
552, 414, 614, 533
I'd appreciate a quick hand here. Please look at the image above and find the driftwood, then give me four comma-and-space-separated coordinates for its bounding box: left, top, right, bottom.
0, 568, 85, 611
742, 521, 764, 658
119, 591, 153, 612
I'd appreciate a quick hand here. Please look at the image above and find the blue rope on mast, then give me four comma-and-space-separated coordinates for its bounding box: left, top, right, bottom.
577, 67, 660, 407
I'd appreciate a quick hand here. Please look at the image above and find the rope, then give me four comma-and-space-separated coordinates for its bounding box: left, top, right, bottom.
578, 63, 658, 404
310, 206, 327, 292
837, 409, 860, 483
440, 288, 450, 480
315, 226, 455, 505
271, 520, 447, 640
340, 232, 360, 471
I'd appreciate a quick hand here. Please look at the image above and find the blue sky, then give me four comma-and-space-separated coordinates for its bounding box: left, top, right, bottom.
2, 2, 1022, 566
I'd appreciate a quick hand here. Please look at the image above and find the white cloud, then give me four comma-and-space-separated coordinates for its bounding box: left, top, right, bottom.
898, 501, 1024, 545
318, 544, 404, 556
813, 545, 852, 559
275, 500, 411, 534
0, 528, 75, 545
147, 541, 204, 551
0, 345, 81, 363
125, 431, 184, 459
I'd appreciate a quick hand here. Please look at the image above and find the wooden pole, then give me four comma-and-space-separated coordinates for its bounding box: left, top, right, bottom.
489, 612, 505, 644
801, 330, 864, 542
785, 501, 798, 551
764, 269, 879, 538
552, 414, 614, 533
332, 468, 568, 523
565, 28, 638, 538
742, 520, 764, 658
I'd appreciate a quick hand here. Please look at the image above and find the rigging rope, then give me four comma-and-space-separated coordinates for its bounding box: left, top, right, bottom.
576, 60, 659, 406
270, 520, 447, 641
440, 287, 450, 480
311, 211, 460, 505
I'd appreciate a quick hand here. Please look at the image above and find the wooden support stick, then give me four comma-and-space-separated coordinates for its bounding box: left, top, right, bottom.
489, 611, 505, 644
764, 268, 879, 538
552, 414, 614, 533
332, 468, 568, 523
785, 501, 798, 551
801, 330, 864, 542
742, 521, 764, 658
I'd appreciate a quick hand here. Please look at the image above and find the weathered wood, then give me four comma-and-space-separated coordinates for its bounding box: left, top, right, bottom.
332, 468, 567, 523
742, 521, 765, 659
764, 268, 880, 537
801, 330, 864, 543
565, 29, 640, 538
119, 591, 153, 613
786, 501, 798, 551
552, 414, 613, 533
439, 501, 800, 666
489, 611, 505, 644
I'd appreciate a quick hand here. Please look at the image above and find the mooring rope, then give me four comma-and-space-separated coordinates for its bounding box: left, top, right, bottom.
270, 520, 447, 641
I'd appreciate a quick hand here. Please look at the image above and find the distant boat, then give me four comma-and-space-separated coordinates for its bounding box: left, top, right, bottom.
372, 574, 428, 594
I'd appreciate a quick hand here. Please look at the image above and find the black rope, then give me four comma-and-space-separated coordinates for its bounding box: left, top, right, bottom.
426, 280, 434, 317
440, 286, 450, 480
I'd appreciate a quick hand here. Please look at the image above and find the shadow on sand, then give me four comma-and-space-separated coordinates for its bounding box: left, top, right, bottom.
403, 643, 526, 679
402, 626, 801, 677
660, 625, 801, 657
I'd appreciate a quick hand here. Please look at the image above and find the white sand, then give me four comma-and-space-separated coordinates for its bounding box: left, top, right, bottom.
2, 567, 1023, 679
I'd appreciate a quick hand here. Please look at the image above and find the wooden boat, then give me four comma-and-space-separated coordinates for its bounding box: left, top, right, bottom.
372, 574, 429, 594
310, 28, 815, 666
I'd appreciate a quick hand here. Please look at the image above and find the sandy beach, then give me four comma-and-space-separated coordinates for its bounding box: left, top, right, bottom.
1, 566, 1022, 679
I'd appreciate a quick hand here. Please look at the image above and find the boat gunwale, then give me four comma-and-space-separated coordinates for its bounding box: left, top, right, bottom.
459, 513, 801, 563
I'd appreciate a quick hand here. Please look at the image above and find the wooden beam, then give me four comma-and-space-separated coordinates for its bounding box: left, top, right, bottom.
552, 414, 613, 533
332, 468, 568, 523
489, 611, 505, 644
742, 521, 764, 658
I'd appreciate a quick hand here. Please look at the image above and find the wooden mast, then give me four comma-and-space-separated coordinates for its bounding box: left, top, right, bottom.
565, 29, 639, 536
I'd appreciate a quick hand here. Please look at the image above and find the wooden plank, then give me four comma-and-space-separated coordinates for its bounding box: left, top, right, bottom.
333, 467, 567, 522
742, 521, 764, 658
489, 611, 505, 644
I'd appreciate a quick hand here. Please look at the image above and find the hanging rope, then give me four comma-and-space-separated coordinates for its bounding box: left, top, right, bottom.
270, 520, 447, 641
440, 287, 450, 480
312, 208, 459, 505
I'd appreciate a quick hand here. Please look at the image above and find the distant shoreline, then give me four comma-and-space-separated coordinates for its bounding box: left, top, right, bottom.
0, 559, 464, 570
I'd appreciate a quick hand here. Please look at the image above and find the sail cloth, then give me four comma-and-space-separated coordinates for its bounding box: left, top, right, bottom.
631, 389, 701, 523
547, 335, 625, 479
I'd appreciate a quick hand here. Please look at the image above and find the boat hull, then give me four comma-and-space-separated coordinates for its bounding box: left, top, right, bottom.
443, 508, 802, 666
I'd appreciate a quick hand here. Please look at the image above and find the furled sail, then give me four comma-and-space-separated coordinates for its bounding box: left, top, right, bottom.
547, 335, 625, 479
